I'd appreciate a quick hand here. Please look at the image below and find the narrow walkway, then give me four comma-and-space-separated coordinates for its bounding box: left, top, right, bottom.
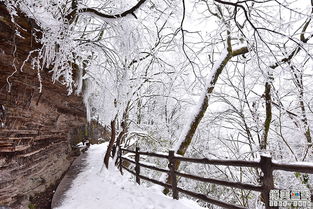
53, 143, 204, 209
51, 151, 88, 208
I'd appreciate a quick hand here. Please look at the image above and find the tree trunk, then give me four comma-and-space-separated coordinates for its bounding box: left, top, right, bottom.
260, 80, 272, 150
112, 121, 127, 158
174, 50, 232, 156
163, 45, 248, 194
104, 119, 116, 168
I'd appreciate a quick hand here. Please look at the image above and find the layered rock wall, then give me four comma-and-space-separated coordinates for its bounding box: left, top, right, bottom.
0, 3, 86, 207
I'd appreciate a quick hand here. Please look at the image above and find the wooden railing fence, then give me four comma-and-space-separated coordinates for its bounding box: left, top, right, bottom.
117, 146, 313, 209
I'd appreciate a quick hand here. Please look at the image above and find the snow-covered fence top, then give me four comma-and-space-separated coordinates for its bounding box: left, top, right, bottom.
118, 147, 313, 209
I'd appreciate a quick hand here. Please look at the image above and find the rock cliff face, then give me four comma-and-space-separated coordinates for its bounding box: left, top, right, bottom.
0, 3, 86, 208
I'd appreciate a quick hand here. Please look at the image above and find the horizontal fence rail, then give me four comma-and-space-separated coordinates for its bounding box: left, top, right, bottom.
272, 162, 313, 173
175, 171, 263, 192
174, 156, 261, 168
117, 147, 313, 209
176, 187, 246, 209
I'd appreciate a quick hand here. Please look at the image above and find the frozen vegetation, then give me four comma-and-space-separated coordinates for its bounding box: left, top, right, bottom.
2, 0, 313, 207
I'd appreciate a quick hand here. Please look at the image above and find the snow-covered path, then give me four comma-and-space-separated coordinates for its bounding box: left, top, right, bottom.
55, 143, 204, 209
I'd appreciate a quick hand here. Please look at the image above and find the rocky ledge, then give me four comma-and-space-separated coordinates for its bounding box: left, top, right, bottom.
0, 3, 87, 208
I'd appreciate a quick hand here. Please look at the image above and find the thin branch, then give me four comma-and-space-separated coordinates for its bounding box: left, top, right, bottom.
66, 0, 147, 22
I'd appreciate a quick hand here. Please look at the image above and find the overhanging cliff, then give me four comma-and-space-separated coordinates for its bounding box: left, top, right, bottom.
0, 3, 87, 208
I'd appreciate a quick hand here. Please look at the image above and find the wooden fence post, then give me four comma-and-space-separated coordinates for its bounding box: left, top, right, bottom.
260, 155, 274, 209
168, 150, 179, 200
135, 147, 141, 184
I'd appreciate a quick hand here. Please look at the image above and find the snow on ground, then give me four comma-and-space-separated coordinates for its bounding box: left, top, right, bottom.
55, 143, 204, 209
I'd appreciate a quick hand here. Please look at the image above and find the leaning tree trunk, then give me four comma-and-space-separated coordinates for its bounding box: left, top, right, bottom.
163, 43, 248, 194
174, 49, 232, 156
